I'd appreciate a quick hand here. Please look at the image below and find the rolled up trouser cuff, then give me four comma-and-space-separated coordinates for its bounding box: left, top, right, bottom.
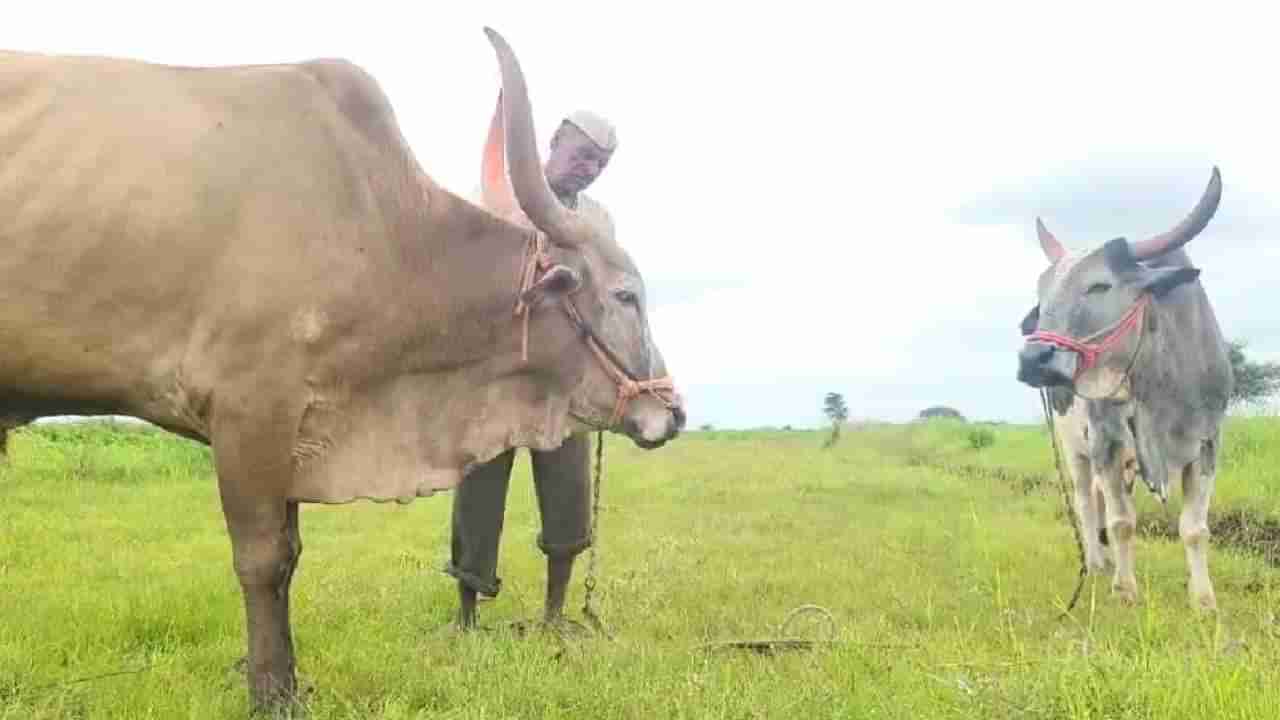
537, 532, 593, 560
443, 562, 501, 597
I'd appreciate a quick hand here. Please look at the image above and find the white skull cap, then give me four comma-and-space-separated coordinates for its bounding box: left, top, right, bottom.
563, 110, 618, 151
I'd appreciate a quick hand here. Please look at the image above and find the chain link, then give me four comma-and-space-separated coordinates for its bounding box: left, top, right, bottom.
1042, 389, 1089, 616
580, 430, 612, 639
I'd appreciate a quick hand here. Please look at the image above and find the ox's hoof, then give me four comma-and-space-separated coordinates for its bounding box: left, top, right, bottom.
235, 663, 314, 719
1191, 590, 1218, 613
249, 696, 309, 720
1112, 583, 1139, 605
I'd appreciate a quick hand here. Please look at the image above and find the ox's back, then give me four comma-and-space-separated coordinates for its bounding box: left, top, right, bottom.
0, 52, 440, 435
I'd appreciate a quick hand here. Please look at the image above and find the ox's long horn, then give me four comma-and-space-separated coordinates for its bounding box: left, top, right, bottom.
483, 27, 576, 243
1130, 166, 1222, 260
1036, 217, 1065, 263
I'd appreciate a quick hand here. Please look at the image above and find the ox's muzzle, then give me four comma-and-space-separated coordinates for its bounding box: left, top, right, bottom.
625, 392, 686, 450
1017, 341, 1077, 389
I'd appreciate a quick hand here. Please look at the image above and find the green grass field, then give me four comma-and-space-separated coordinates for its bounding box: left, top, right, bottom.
3, 417, 1280, 718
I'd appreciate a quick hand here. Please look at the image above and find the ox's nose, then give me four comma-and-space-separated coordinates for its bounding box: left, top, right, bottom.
1017, 342, 1064, 388
631, 400, 684, 450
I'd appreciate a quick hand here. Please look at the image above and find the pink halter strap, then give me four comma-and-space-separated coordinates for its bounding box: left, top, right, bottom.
1026, 294, 1150, 379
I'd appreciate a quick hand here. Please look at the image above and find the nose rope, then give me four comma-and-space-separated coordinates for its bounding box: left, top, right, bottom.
562, 301, 680, 426
1026, 294, 1151, 380
513, 231, 551, 364
514, 231, 682, 428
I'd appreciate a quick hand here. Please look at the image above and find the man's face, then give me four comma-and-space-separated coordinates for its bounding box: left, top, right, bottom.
546, 123, 613, 197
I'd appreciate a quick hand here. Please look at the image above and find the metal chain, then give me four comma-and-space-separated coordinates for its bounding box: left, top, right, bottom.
1041, 389, 1089, 615
581, 430, 613, 639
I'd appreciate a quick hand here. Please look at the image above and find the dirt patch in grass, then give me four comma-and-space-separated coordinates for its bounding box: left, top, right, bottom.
903, 455, 1050, 495
1138, 509, 1280, 568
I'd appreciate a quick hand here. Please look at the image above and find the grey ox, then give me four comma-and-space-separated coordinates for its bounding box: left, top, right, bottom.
0, 27, 684, 713
1016, 167, 1232, 610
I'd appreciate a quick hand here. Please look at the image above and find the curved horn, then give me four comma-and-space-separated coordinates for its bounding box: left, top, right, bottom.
1130, 166, 1222, 260
479, 90, 528, 225
1036, 217, 1065, 263
483, 27, 575, 241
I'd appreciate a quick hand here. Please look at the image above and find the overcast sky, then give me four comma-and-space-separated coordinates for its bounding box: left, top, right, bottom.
8, 1, 1278, 428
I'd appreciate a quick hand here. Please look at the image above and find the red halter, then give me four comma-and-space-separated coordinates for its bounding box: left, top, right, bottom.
1026, 294, 1150, 380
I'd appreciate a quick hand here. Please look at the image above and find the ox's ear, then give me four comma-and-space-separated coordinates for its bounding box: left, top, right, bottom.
1105, 236, 1199, 297
1140, 266, 1201, 298
520, 265, 581, 305
1019, 305, 1040, 336
1102, 236, 1139, 272
1036, 218, 1066, 263
480, 90, 526, 224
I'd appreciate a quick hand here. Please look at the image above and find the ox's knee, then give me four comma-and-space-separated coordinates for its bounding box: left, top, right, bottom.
234, 533, 301, 590
1107, 520, 1135, 544
1179, 517, 1210, 548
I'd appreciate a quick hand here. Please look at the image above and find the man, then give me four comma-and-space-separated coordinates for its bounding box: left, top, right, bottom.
447, 92, 619, 630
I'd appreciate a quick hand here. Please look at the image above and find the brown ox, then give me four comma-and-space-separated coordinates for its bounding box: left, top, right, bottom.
0, 28, 683, 712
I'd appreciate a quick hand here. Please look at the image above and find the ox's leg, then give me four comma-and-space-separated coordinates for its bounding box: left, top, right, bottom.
447, 449, 515, 629
531, 434, 593, 626
1092, 477, 1109, 556
1089, 408, 1140, 603
221, 493, 303, 713
1180, 448, 1217, 610
1066, 450, 1109, 572
1099, 463, 1139, 603
0, 415, 30, 463
213, 413, 305, 714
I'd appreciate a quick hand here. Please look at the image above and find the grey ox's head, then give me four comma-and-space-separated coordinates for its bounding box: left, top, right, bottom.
482, 28, 684, 448
1017, 167, 1222, 391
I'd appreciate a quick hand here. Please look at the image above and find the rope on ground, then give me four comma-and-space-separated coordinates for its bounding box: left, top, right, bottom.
1040, 388, 1089, 616
16, 665, 153, 695
696, 604, 909, 656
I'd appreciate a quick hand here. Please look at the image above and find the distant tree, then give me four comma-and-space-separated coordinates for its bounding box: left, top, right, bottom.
919, 406, 965, 422
822, 392, 849, 448
1227, 339, 1280, 408
967, 427, 995, 450
699, 423, 714, 432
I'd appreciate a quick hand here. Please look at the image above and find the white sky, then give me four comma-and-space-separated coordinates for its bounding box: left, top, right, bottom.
8, 1, 1280, 428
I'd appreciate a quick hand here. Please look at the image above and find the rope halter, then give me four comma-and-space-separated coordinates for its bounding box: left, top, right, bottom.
1025, 293, 1151, 381
515, 232, 682, 428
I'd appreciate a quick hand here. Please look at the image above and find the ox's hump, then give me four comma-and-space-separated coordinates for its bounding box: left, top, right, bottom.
299, 58, 420, 169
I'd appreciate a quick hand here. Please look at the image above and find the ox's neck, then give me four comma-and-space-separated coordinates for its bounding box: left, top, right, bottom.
366, 181, 538, 373
284, 186, 584, 504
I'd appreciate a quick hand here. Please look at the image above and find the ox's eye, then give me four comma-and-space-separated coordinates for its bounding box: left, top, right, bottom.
1086, 282, 1112, 295
614, 289, 638, 305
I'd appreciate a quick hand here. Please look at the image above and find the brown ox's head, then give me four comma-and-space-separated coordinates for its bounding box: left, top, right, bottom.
481, 27, 684, 449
